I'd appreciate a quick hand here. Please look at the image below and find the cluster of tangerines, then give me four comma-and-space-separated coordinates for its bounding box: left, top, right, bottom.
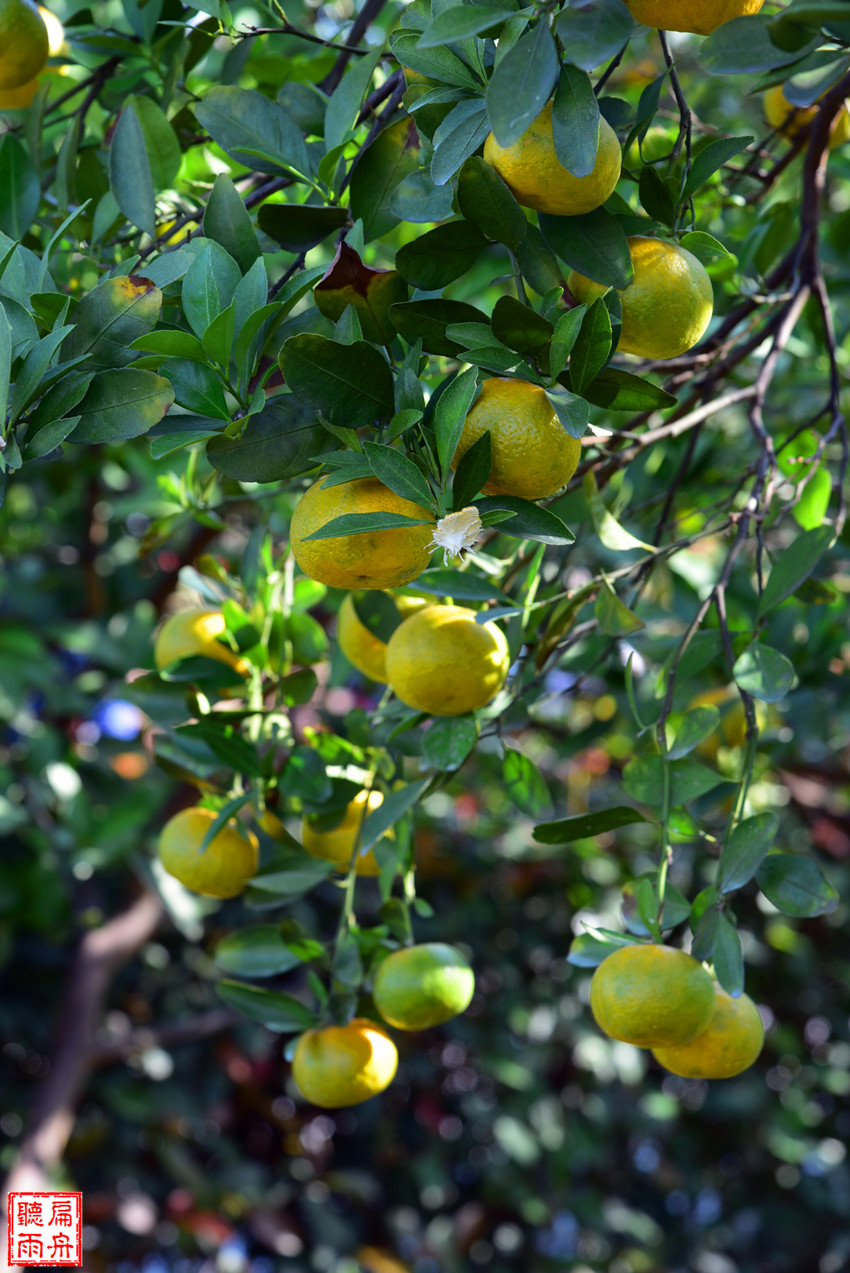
77, 0, 834, 1106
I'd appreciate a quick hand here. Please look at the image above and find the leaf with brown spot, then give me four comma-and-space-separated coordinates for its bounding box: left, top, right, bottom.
313, 242, 408, 345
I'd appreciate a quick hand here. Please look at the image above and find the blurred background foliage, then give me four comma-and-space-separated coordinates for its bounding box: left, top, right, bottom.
2, 0, 850, 1270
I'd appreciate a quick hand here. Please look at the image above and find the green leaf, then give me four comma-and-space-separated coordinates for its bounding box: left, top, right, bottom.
279, 334, 394, 429
456, 155, 529, 254
360, 778, 431, 852
431, 100, 492, 186
422, 715, 478, 770
622, 876, 691, 937
181, 242, 241, 341
486, 22, 560, 148
638, 165, 675, 227
757, 854, 839, 918
0, 137, 39, 240
324, 49, 381, 151
0, 308, 10, 432
395, 220, 488, 290
476, 495, 575, 545
541, 209, 633, 289
203, 173, 261, 273
195, 86, 311, 178
418, 4, 517, 47
793, 467, 831, 531
352, 590, 404, 643
503, 748, 550, 816
733, 643, 795, 703
453, 431, 492, 508
533, 805, 649, 844
567, 931, 635, 967
757, 525, 834, 617
569, 297, 612, 396
622, 756, 726, 806
129, 95, 182, 190
667, 705, 721, 760
207, 395, 335, 482
700, 15, 818, 74
554, 0, 635, 72
216, 980, 317, 1032
712, 916, 744, 997
364, 442, 434, 508
162, 358, 229, 420
390, 31, 484, 90
595, 576, 643, 635
432, 366, 480, 475
390, 299, 489, 356
67, 369, 175, 443
413, 568, 507, 602
491, 296, 553, 354
249, 854, 335, 899
108, 105, 156, 238
719, 813, 780, 894
680, 230, 735, 264
552, 65, 600, 179
690, 904, 721, 964
258, 203, 349, 252
549, 307, 586, 379
130, 330, 205, 360
350, 116, 421, 240
302, 511, 434, 542
390, 169, 456, 223
682, 136, 754, 199
583, 469, 654, 551
214, 927, 303, 978
575, 366, 677, 412
62, 274, 162, 370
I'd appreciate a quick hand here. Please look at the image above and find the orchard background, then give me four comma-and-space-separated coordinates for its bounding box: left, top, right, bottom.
2, 0, 850, 1269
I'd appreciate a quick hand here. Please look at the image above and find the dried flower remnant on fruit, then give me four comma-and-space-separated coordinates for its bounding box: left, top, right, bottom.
429, 507, 483, 563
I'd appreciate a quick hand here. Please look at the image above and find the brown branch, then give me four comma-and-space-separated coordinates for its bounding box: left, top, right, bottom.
320, 0, 389, 94
1, 891, 163, 1242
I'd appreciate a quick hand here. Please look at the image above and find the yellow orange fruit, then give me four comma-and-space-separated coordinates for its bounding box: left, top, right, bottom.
590, 943, 716, 1048
451, 377, 582, 500
337, 592, 430, 682
373, 943, 475, 1031
652, 984, 765, 1078
385, 604, 510, 717
625, 0, 764, 35
154, 607, 248, 677
290, 476, 434, 591
291, 1018, 398, 1108
763, 83, 850, 149
301, 789, 386, 877
483, 101, 622, 217
0, 0, 48, 89
158, 807, 259, 898
568, 236, 713, 360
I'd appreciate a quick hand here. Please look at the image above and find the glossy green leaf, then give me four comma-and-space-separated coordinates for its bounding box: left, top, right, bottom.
395, 220, 488, 289
0, 137, 39, 240
214, 925, 317, 978
503, 748, 550, 815
475, 495, 574, 545
667, 705, 722, 760
533, 805, 649, 844
195, 86, 311, 178
364, 442, 434, 508
258, 203, 349, 252
108, 105, 156, 238
733, 643, 795, 703
422, 715, 479, 770
279, 334, 394, 429
541, 209, 633, 289
486, 23, 560, 148
757, 525, 833, 617
350, 116, 421, 240
216, 980, 316, 1032
554, 0, 635, 71
595, 576, 643, 635
203, 173, 261, 272
552, 65, 600, 178
622, 756, 726, 806
391, 299, 489, 357
718, 813, 780, 894
67, 369, 174, 443
757, 854, 839, 918
713, 916, 744, 997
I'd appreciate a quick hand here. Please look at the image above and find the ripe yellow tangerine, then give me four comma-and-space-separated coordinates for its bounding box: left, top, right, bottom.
625, 0, 764, 35
337, 592, 430, 682
652, 984, 765, 1078
290, 476, 434, 591
451, 377, 582, 501
764, 84, 850, 149
301, 789, 386, 876
568, 236, 714, 361
292, 1018, 398, 1108
385, 605, 510, 717
158, 807, 259, 898
590, 943, 717, 1048
154, 607, 248, 677
483, 101, 622, 217
0, 0, 49, 90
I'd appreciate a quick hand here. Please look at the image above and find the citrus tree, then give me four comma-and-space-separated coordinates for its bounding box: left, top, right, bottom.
2, 0, 850, 1265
